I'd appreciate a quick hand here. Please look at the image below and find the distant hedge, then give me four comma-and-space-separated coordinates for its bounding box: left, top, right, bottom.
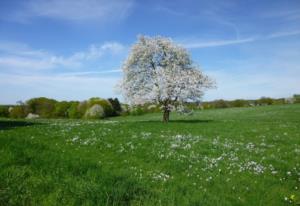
199, 96, 297, 110
1, 94, 299, 119
1, 97, 122, 119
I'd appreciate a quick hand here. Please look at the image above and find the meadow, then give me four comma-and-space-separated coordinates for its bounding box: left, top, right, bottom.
0, 104, 300, 205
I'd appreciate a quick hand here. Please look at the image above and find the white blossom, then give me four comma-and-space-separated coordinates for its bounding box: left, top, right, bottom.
119, 35, 215, 121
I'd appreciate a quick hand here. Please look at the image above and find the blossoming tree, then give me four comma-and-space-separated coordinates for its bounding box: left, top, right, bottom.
120, 35, 215, 122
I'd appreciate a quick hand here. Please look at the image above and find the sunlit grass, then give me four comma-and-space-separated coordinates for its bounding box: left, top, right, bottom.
0, 104, 300, 205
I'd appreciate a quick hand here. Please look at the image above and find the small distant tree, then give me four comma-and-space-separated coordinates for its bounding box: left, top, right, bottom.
9, 101, 28, 118
108, 98, 122, 116
120, 35, 215, 122
26, 97, 57, 118
67, 102, 81, 118
87, 98, 114, 117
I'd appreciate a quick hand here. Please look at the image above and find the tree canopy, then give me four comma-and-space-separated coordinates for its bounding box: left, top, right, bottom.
120, 35, 215, 122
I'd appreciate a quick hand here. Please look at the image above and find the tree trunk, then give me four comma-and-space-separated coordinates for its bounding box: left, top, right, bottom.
163, 108, 170, 123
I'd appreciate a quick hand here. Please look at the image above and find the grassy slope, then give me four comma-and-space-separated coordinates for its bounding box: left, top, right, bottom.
0, 104, 300, 205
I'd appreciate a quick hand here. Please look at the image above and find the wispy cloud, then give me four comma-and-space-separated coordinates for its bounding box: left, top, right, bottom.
179, 29, 300, 49
267, 30, 300, 39
0, 41, 126, 71
10, 0, 135, 23
182, 38, 255, 49
261, 8, 300, 20
69, 42, 125, 61
154, 5, 185, 16
58, 69, 122, 77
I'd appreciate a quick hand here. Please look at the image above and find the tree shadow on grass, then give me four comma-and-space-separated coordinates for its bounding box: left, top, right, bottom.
0, 120, 42, 130
170, 119, 213, 123
137, 119, 213, 124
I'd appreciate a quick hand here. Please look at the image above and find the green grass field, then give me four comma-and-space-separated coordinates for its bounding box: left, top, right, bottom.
1, 104, 300, 205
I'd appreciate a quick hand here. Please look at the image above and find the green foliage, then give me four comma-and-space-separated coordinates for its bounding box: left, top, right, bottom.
53, 101, 72, 118
272, 98, 285, 105
231, 99, 248, 107
67, 102, 81, 119
202, 102, 213, 109
255, 97, 274, 105
87, 98, 114, 117
130, 105, 145, 116
212, 99, 229, 108
3, 95, 295, 120
120, 104, 130, 116
26, 97, 57, 118
146, 104, 160, 113
1, 97, 123, 119
201, 97, 289, 110
108, 98, 122, 116
0, 106, 9, 117
294, 94, 300, 103
9, 106, 27, 118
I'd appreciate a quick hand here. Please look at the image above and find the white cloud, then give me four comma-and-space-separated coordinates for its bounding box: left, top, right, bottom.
0, 42, 49, 58
69, 42, 125, 62
0, 56, 55, 70
0, 41, 126, 104
13, 0, 134, 23
0, 41, 126, 71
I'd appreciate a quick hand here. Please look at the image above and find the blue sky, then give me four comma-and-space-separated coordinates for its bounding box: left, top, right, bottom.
0, 0, 299, 104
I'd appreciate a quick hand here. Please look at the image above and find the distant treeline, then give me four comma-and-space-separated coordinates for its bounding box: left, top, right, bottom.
191, 94, 300, 110
0, 97, 122, 119
0, 95, 299, 119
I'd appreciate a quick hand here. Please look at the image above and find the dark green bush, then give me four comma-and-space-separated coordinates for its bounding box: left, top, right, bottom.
26, 97, 57, 118
212, 99, 229, 108
67, 102, 80, 119
0, 106, 9, 117
108, 98, 122, 116
9, 106, 28, 118
53, 101, 72, 118
230, 99, 248, 107
202, 102, 213, 109
256, 97, 274, 105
